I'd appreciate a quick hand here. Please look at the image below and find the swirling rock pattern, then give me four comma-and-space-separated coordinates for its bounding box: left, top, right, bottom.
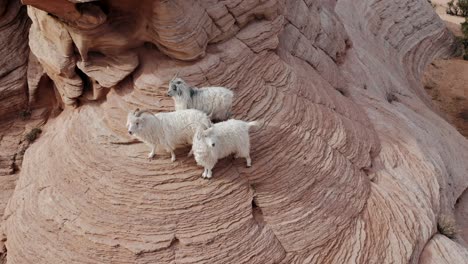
0, 0, 29, 118
0, 2, 30, 262
1, 0, 468, 263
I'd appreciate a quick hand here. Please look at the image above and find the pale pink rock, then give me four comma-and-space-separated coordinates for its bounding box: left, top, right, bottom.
0, 0, 29, 118
0, 0, 467, 263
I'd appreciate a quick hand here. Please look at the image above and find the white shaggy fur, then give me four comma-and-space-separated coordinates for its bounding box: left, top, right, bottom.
167, 77, 234, 121
191, 119, 259, 179
126, 108, 211, 162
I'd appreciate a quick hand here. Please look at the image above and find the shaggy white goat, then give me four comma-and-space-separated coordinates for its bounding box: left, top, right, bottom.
191, 119, 259, 179
126, 108, 211, 161
167, 77, 234, 121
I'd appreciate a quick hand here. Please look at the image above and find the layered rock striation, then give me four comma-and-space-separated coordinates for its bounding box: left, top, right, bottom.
1, 0, 467, 263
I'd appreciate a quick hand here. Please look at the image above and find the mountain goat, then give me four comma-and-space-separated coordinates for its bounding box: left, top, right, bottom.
167, 77, 234, 121
126, 108, 211, 161
191, 119, 259, 179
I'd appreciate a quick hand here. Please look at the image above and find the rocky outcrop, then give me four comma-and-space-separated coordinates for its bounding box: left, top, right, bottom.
0, 0, 29, 118
0, 1, 30, 256
423, 59, 468, 138
0, 4, 55, 264
1, 0, 468, 263
420, 234, 468, 263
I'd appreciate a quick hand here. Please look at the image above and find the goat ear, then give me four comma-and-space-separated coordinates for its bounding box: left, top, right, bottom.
134, 108, 140, 115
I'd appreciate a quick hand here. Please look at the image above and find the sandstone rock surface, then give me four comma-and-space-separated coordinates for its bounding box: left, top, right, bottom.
423, 59, 468, 138
0, 1, 30, 259
1, 0, 468, 263
0, 0, 29, 118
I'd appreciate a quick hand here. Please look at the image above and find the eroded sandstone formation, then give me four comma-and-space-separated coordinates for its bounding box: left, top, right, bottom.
423, 58, 468, 138
0, 1, 30, 262
0, 0, 29, 118
1, 0, 468, 263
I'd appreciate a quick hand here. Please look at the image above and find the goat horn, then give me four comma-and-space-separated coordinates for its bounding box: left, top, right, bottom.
171, 70, 180, 81
134, 108, 153, 117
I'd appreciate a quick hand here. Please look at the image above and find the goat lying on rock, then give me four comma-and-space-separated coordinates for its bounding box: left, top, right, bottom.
168, 77, 234, 121
126, 108, 211, 161
191, 119, 259, 179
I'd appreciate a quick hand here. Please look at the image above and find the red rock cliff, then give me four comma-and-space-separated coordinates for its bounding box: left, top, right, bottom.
1, 0, 467, 263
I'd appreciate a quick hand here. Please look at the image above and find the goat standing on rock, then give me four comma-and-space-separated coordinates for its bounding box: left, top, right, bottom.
168, 77, 234, 121
126, 108, 211, 162
192, 119, 259, 179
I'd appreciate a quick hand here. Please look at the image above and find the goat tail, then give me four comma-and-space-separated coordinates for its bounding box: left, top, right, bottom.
206, 119, 213, 129
248, 120, 262, 130
207, 111, 214, 120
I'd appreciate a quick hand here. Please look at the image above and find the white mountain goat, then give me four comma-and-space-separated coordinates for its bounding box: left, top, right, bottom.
167, 76, 234, 121
126, 108, 211, 161
191, 119, 259, 179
